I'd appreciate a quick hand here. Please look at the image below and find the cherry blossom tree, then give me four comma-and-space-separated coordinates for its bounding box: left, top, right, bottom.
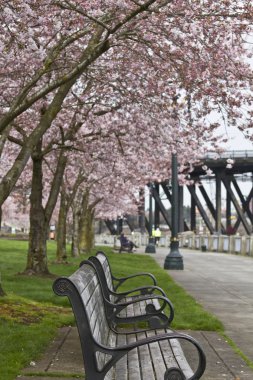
0, 1, 252, 192
0, 0, 252, 281
58, 94, 221, 256
0, 0, 193, 131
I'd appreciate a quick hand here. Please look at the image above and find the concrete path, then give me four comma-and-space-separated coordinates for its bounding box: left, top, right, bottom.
153, 248, 253, 372
17, 326, 253, 380
16, 247, 253, 380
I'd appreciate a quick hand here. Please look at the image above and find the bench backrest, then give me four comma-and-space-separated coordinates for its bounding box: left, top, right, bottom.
89, 252, 117, 300
53, 261, 115, 380
95, 251, 116, 296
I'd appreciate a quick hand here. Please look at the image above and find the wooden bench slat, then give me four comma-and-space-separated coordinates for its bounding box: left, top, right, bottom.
97, 331, 116, 372
146, 330, 167, 379
105, 368, 114, 380
170, 338, 194, 377
135, 331, 156, 380
115, 334, 128, 380
126, 333, 142, 380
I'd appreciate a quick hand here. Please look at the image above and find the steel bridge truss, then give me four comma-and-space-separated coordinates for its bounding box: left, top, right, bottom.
150, 151, 253, 236
105, 151, 253, 236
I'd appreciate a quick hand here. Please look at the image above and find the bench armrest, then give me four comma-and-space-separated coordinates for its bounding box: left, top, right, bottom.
110, 284, 167, 301
97, 331, 206, 380
112, 272, 157, 290
105, 293, 174, 326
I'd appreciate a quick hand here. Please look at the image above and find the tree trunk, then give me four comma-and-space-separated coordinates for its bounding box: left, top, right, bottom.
86, 208, 95, 252
78, 207, 95, 253
26, 137, 67, 273
56, 190, 67, 263
71, 205, 80, 257
0, 281, 6, 296
78, 191, 89, 253
26, 141, 49, 274
0, 285, 6, 296
78, 191, 95, 253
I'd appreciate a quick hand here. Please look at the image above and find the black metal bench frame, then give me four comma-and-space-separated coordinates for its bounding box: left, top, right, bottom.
53, 260, 206, 380
95, 250, 157, 291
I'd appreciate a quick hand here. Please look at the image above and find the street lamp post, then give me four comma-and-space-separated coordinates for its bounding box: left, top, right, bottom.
145, 185, 156, 253
164, 153, 184, 269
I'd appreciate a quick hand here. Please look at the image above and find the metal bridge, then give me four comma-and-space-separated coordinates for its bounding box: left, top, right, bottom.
151, 150, 253, 236
106, 150, 253, 236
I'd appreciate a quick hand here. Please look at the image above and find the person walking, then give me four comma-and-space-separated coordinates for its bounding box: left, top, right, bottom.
154, 227, 161, 245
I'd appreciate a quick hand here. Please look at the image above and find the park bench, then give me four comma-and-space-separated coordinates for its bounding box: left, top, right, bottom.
88, 251, 174, 329
114, 243, 134, 253
119, 243, 133, 253
113, 245, 132, 253
53, 260, 206, 380
114, 235, 137, 253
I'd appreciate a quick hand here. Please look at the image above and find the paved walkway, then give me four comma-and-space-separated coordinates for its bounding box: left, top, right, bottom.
153, 248, 253, 360
152, 247, 253, 379
17, 247, 253, 380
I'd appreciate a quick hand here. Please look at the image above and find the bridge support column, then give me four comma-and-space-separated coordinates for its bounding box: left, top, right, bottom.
226, 177, 232, 233
216, 171, 222, 234
191, 187, 196, 232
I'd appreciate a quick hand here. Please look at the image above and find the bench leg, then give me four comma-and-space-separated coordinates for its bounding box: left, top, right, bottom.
164, 367, 185, 380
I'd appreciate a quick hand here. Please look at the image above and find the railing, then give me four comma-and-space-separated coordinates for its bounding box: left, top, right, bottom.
95, 233, 253, 257
179, 233, 253, 256
205, 150, 253, 160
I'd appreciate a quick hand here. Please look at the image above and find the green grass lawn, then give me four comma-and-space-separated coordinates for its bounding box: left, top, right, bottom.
0, 239, 223, 380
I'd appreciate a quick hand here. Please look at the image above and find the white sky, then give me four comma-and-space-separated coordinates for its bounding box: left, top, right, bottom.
215, 125, 253, 151
182, 126, 253, 207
